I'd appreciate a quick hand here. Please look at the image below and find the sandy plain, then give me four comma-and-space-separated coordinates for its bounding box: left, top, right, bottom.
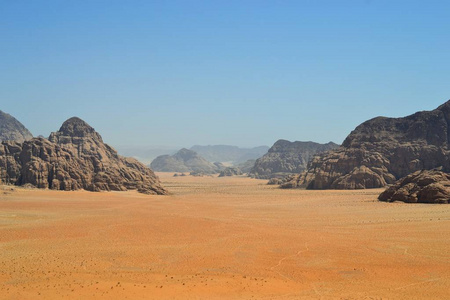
0, 173, 449, 300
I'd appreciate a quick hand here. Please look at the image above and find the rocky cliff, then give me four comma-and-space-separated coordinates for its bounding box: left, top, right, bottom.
249, 140, 339, 179
285, 100, 450, 189
0, 110, 33, 143
0, 117, 167, 195
150, 148, 219, 174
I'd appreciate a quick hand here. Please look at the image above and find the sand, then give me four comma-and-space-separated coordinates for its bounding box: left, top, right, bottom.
0, 173, 449, 299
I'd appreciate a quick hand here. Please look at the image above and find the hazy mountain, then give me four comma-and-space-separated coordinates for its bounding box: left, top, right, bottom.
0, 110, 33, 143
190, 145, 269, 164
150, 148, 218, 174
114, 146, 178, 165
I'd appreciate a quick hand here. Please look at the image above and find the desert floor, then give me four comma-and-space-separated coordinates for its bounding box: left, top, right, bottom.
1, 173, 449, 299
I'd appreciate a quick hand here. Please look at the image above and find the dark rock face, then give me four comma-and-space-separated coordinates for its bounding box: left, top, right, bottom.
218, 167, 243, 177
290, 100, 450, 190
249, 140, 339, 179
0, 110, 33, 143
0, 117, 167, 195
150, 148, 218, 174
379, 170, 450, 203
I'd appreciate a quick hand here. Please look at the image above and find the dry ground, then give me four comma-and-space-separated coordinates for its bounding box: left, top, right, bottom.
0, 173, 449, 299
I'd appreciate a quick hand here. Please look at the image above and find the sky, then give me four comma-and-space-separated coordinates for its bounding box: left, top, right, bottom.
1, 0, 450, 149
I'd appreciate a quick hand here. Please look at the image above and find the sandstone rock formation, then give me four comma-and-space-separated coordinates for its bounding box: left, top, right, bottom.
379, 170, 450, 203
249, 140, 339, 179
0, 117, 167, 195
0, 110, 33, 143
150, 148, 219, 174
286, 100, 450, 189
218, 167, 243, 177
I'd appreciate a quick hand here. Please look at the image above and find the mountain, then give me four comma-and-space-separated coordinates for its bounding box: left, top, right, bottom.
0, 110, 33, 143
190, 145, 269, 164
249, 140, 339, 179
114, 146, 178, 165
236, 159, 256, 173
0, 117, 167, 195
284, 100, 450, 189
150, 148, 218, 174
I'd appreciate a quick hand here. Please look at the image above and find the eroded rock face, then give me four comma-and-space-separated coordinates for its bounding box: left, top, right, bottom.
0, 110, 33, 143
0, 117, 167, 195
150, 148, 219, 174
249, 140, 339, 179
284, 100, 450, 190
379, 170, 450, 203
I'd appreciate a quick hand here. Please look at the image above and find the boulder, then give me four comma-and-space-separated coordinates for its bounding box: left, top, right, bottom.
379, 170, 450, 203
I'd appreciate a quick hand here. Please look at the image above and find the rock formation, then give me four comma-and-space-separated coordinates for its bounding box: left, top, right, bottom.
218, 167, 243, 177
249, 140, 339, 179
379, 170, 450, 203
0, 110, 33, 143
150, 148, 219, 174
285, 100, 450, 189
0, 117, 167, 195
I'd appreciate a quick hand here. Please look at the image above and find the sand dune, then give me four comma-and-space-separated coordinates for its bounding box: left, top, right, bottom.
1, 174, 449, 299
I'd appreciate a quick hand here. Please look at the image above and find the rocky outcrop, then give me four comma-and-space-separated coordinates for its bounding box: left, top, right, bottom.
0, 110, 33, 143
218, 167, 243, 177
287, 100, 450, 190
379, 170, 450, 203
249, 140, 339, 179
0, 117, 167, 195
150, 148, 218, 174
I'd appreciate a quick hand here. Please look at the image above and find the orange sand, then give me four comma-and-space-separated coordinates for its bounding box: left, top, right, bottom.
1, 173, 449, 299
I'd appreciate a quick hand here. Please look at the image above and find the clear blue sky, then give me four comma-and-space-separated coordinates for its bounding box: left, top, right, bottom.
1, 0, 449, 148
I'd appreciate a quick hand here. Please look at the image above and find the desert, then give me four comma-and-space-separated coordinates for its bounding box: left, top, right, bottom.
2, 2, 450, 299
1, 173, 449, 299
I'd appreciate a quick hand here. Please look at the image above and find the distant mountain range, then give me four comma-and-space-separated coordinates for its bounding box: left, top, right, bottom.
115, 146, 179, 165
150, 148, 221, 174
190, 145, 269, 164
117, 144, 269, 165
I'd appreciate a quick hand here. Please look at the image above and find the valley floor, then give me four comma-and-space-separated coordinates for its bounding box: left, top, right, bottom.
0, 173, 449, 299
